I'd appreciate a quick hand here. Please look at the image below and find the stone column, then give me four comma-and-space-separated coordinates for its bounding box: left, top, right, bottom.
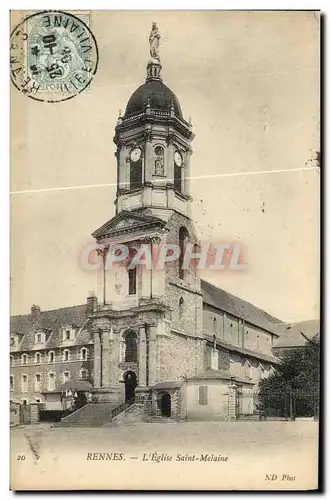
227, 381, 238, 420
30, 402, 40, 424
166, 142, 174, 185
101, 327, 110, 388
138, 326, 147, 386
184, 153, 191, 196
93, 329, 101, 389
148, 325, 157, 386
144, 139, 153, 182
119, 146, 128, 190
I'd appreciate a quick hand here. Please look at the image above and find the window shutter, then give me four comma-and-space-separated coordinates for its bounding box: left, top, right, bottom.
199, 385, 208, 405
174, 164, 182, 192
130, 160, 142, 190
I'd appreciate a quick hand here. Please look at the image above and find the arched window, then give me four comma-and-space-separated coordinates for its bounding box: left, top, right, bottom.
124, 330, 138, 362
34, 352, 41, 365
48, 351, 55, 363
80, 347, 88, 361
178, 226, 189, 279
47, 372, 56, 391
21, 354, 28, 365
10, 375, 14, 391
21, 374, 28, 392
129, 147, 143, 190
62, 371, 70, 383
34, 373, 42, 391
80, 368, 89, 380
63, 349, 70, 362
174, 151, 183, 193
213, 317, 217, 332
128, 267, 137, 295
10, 355, 13, 366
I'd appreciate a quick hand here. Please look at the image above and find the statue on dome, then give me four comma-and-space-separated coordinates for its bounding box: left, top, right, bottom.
149, 22, 160, 60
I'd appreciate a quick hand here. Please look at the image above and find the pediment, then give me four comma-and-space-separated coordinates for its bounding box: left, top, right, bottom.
92, 211, 165, 239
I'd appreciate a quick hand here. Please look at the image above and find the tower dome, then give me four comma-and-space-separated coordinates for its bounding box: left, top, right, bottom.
123, 23, 183, 120
124, 79, 183, 119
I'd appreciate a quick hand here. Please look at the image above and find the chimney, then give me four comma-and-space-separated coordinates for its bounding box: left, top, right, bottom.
86, 291, 98, 315
31, 305, 41, 323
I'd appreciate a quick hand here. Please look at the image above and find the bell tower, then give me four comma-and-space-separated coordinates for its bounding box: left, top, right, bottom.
90, 24, 204, 408
113, 23, 194, 221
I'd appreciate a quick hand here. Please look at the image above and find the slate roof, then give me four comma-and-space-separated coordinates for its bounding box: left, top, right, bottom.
201, 279, 282, 334
273, 319, 320, 348
152, 380, 184, 390
125, 79, 183, 119
10, 305, 92, 351
60, 380, 92, 391
204, 334, 280, 364
185, 369, 254, 385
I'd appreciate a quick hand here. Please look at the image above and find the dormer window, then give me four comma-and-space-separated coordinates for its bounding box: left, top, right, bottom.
11, 334, 21, 347
62, 326, 75, 342
34, 332, 45, 345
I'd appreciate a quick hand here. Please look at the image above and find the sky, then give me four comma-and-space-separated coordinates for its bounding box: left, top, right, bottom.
11, 10, 320, 321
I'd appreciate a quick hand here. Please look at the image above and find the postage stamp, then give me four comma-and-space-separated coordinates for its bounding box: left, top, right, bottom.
10, 10, 99, 103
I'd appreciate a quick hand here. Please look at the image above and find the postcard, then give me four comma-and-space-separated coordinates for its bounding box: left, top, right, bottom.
10, 10, 320, 491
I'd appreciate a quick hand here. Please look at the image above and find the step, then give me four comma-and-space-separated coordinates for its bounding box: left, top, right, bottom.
54, 402, 119, 428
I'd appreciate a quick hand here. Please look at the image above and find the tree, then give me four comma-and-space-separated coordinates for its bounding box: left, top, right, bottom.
258, 337, 320, 418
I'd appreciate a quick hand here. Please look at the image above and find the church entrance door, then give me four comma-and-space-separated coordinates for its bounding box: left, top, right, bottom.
161, 392, 171, 417
124, 371, 137, 403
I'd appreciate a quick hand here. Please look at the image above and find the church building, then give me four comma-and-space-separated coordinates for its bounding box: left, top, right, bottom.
10, 25, 289, 424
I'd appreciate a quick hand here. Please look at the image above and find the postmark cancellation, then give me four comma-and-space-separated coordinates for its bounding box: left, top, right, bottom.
10, 10, 99, 103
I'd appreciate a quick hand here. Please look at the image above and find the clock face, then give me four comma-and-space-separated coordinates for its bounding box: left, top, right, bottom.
174, 151, 183, 167
130, 147, 142, 163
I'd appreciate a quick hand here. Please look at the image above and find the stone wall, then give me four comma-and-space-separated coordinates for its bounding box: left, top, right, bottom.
158, 333, 204, 381
30, 402, 40, 424
10, 400, 20, 427
203, 345, 230, 372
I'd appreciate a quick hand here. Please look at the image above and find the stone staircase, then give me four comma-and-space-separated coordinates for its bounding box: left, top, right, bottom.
110, 403, 144, 425
54, 402, 127, 428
